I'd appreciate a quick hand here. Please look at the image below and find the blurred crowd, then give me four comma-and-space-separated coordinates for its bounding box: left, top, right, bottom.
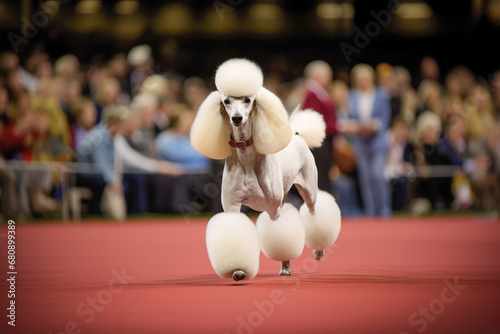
0, 45, 499, 220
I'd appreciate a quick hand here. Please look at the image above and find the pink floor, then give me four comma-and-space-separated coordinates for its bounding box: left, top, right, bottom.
1, 216, 499, 334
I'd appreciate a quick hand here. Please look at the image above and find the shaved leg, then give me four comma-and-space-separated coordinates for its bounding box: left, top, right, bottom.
313, 249, 325, 261
279, 261, 291, 275
295, 183, 316, 214
232, 270, 246, 281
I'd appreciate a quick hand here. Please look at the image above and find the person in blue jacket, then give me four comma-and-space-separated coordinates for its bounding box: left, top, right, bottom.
349, 64, 392, 216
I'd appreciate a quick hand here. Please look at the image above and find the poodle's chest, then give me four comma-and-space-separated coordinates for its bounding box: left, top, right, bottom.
222, 165, 283, 204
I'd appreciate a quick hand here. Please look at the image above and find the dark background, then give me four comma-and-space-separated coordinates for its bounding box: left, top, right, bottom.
0, 0, 498, 80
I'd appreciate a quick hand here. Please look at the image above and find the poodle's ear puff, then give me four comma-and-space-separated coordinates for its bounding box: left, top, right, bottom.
253, 88, 292, 154
190, 91, 232, 159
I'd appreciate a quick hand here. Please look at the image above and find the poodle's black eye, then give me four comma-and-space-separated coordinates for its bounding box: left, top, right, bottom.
224, 99, 230, 105
244, 97, 251, 104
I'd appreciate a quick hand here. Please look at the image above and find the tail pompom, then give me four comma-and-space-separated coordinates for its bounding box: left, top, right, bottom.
300, 191, 341, 250
256, 203, 305, 261
290, 107, 327, 148
206, 212, 260, 280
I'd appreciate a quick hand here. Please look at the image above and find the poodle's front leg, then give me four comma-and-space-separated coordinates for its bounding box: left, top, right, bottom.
280, 261, 291, 276
221, 186, 242, 214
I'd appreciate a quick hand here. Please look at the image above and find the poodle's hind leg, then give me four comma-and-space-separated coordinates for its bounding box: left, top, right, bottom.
295, 179, 317, 214
279, 261, 291, 276
300, 191, 341, 260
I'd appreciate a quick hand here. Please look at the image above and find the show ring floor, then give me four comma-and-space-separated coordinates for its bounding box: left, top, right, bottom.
1, 216, 499, 334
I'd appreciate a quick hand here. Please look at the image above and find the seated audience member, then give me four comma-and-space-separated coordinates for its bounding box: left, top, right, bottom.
76, 105, 131, 215
32, 77, 71, 149
0, 90, 60, 216
117, 106, 182, 214
393, 66, 418, 126
487, 121, 500, 208
463, 84, 496, 155
140, 74, 171, 135
413, 111, 453, 210
385, 117, 415, 211
61, 79, 83, 118
417, 80, 444, 121
183, 76, 209, 110
94, 77, 121, 122
156, 104, 209, 172
127, 93, 159, 157
152, 104, 211, 214
439, 116, 491, 209
70, 97, 97, 150
76, 105, 181, 217
0, 86, 19, 218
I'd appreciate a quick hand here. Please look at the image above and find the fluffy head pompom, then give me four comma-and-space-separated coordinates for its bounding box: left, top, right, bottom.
215, 58, 263, 97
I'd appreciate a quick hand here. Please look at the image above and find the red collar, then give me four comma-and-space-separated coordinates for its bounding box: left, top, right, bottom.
228, 135, 254, 149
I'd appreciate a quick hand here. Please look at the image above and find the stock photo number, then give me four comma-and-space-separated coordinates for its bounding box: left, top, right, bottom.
6, 219, 17, 327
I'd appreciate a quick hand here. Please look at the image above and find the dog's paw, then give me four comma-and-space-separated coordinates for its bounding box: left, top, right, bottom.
313, 249, 325, 261
232, 270, 246, 281
279, 261, 292, 276
279, 268, 292, 276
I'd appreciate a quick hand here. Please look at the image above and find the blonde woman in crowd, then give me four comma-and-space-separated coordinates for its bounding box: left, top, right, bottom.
348, 64, 392, 216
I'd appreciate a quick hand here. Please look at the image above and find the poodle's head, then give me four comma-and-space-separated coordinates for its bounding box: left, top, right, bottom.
216, 58, 262, 128
190, 58, 292, 160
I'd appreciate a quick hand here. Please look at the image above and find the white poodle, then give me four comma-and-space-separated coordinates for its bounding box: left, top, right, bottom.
191, 58, 341, 281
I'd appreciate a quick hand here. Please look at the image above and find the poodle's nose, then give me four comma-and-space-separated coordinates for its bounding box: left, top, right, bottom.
231, 115, 243, 125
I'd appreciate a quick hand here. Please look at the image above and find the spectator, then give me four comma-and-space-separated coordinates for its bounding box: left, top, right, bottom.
127, 44, 154, 94
70, 97, 97, 150
491, 70, 500, 118
54, 54, 80, 82
413, 111, 451, 210
419, 56, 440, 85
385, 117, 415, 211
329, 79, 361, 216
76, 104, 130, 215
156, 103, 209, 172
0, 86, 18, 218
140, 74, 171, 134
94, 77, 121, 122
76, 104, 181, 218
108, 53, 130, 95
128, 93, 158, 157
302, 60, 337, 191
0, 90, 60, 216
417, 79, 444, 121
32, 78, 71, 148
349, 64, 392, 216
183, 76, 209, 111
61, 79, 82, 118
393, 66, 418, 126
464, 83, 496, 154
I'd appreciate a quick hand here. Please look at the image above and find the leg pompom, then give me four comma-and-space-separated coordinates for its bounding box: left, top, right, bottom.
256, 203, 305, 261
206, 212, 260, 280
300, 190, 341, 251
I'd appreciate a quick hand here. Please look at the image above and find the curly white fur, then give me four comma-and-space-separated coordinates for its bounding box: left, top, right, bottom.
190, 91, 232, 159
215, 58, 263, 97
290, 108, 327, 149
206, 212, 260, 279
256, 203, 305, 261
300, 191, 342, 251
